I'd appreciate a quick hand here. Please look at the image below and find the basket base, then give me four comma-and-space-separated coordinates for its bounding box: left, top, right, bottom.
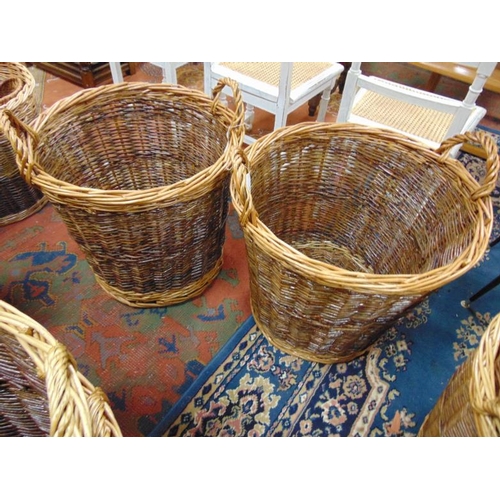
93, 257, 224, 308
0, 196, 48, 227
293, 240, 373, 273
253, 314, 373, 364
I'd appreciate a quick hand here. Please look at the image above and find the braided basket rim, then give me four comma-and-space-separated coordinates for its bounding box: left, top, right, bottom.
0, 63, 35, 111
12, 81, 244, 210
0, 300, 122, 437
231, 122, 499, 294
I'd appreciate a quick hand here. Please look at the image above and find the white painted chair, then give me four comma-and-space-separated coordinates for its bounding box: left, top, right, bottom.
204, 62, 345, 144
337, 62, 497, 155
109, 62, 188, 84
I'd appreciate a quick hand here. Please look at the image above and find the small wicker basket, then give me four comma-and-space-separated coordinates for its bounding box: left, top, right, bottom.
0, 63, 46, 226
418, 312, 500, 437
0, 78, 244, 307
0, 300, 122, 436
231, 122, 499, 363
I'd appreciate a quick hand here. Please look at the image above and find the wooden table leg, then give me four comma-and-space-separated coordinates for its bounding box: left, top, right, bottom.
424, 72, 441, 92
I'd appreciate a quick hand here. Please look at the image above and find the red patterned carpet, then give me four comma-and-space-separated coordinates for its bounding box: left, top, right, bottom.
0, 201, 251, 436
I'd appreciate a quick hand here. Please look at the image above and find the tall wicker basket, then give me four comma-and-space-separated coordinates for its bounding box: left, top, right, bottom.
0, 79, 244, 307
418, 312, 500, 437
0, 300, 122, 436
0, 63, 46, 226
231, 123, 499, 363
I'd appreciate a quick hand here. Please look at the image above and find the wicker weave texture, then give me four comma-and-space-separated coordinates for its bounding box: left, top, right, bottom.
231, 123, 499, 363
0, 78, 22, 106
0, 63, 46, 226
418, 312, 500, 437
0, 300, 122, 437
0, 79, 244, 307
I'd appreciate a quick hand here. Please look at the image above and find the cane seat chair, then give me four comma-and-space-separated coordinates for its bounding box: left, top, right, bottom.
204, 62, 345, 143
337, 62, 497, 156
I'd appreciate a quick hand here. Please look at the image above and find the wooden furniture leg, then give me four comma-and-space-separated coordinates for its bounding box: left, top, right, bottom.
79, 63, 96, 88
308, 62, 351, 117
424, 72, 442, 92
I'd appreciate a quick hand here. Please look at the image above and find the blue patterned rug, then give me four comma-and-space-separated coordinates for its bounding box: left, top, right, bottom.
150, 125, 500, 437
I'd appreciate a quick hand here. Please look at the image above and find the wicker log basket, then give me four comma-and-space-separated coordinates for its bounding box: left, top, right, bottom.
0, 300, 122, 436
418, 312, 500, 437
231, 122, 499, 364
0, 62, 46, 226
0, 78, 244, 307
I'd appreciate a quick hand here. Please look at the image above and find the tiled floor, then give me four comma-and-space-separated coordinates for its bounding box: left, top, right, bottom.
34, 61, 500, 132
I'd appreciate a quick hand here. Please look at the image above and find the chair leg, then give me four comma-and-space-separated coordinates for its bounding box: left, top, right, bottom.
467, 275, 500, 305
244, 104, 255, 132
109, 62, 124, 83
274, 104, 288, 130
307, 63, 351, 117
462, 277, 500, 326
490, 235, 500, 248
461, 235, 500, 322
161, 63, 177, 84
317, 86, 333, 122
308, 94, 321, 117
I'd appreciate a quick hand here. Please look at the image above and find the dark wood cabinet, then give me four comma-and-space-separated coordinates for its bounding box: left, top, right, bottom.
29, 62, 137, 88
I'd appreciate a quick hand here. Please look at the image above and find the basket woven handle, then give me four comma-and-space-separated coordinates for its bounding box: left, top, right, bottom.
437, 130, 500, 200
230, 147, 257, 227
211, 78, 245, 148
0, 109, 39, 184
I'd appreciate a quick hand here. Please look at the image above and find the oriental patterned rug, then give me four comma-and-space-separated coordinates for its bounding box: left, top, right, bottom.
151, 126, 500, 437
0, 202, 251, 437
152, 239, 500, 437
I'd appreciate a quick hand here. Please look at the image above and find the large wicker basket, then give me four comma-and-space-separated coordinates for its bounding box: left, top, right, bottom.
0, 79, 244, 307
418, 312, 500, 437
0, 63, 46, 226
231, 123, 499, 363
0, 300, 122, 436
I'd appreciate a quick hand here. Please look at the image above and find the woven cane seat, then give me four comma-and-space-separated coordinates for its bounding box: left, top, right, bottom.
220, 62, 334, 95
352, 79, 456, 144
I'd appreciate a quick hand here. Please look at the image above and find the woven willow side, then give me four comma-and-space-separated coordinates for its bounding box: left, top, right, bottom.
0, 79, 244, 307
419, 312, 500, 437
231, 123, 499, 363
0, 62, 46, 225
0, 300, 122, 437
